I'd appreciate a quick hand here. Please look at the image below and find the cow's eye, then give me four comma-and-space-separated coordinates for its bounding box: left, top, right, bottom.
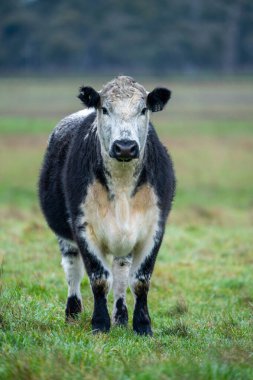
101, 107, 108, 115
141, 107, 147, 115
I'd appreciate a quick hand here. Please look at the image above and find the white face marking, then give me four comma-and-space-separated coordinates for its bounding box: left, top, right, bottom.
97, 92, 149, 154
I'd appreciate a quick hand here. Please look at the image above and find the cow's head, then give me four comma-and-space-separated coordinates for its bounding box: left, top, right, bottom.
78, 76, 171, 162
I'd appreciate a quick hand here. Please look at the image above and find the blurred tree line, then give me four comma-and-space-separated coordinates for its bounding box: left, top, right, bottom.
0, 0, 252, 74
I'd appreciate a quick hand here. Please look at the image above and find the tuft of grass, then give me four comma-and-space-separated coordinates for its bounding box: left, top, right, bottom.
167, 297, 189, 317
160, 320, 190, 338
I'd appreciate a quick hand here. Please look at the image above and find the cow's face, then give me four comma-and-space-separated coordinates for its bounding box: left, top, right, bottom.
97, 94, 149, 162
78, 76, 171, 162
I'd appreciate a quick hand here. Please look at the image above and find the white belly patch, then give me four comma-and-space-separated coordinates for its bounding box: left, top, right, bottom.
81, 181, 160, 257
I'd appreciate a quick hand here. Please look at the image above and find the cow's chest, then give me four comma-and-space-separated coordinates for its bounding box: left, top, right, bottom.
82, 180, 159, 257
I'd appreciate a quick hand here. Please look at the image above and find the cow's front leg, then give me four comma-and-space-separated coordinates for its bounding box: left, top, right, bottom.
77, 237, 112, 333
112, 256, 132, 326
130, 241, 161, 336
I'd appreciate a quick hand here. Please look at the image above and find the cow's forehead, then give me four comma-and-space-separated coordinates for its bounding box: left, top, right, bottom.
100, 76, 147, 106
102, 95, 146, 117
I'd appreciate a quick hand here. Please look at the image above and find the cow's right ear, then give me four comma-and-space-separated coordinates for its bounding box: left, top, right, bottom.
78, 86, 100, 108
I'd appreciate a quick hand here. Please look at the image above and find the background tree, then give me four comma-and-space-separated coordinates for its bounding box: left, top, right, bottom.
0, 0, 252, 74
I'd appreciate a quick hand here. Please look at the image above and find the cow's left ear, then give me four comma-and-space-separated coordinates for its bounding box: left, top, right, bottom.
147, 88, 171, 112
78, 86, 100, 108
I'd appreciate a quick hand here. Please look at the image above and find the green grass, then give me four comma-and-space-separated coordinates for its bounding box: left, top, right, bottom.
0, 77, 253, 379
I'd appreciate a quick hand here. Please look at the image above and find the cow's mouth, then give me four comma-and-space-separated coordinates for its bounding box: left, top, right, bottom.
116, 157, 133, 163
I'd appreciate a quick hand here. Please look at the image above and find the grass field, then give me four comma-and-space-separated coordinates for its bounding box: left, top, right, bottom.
0, 76, 253, 380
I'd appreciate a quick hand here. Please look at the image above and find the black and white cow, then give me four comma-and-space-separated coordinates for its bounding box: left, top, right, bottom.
39, 76, 176, 335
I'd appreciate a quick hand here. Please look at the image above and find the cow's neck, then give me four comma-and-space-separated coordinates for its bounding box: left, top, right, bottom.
103, 155, 142, 198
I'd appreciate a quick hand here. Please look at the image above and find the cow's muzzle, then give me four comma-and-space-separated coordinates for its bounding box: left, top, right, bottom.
110, 139, 139, 161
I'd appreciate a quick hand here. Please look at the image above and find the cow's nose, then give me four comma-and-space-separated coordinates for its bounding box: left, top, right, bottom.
111, 139, 139, 161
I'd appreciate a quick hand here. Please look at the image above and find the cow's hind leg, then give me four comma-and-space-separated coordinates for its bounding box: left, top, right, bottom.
112, 256, 131, 326
59, 238, 85, 321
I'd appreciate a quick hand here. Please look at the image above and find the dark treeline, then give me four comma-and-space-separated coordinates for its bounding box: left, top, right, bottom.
0, 0, 252, 75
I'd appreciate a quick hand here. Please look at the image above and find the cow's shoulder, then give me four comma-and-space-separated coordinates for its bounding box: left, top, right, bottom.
48, 109, 96, 146
136, 123, 176, 221
62, 112, 107, 214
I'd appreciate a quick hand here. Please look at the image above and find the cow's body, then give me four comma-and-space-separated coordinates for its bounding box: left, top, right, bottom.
39, 76, 176, 335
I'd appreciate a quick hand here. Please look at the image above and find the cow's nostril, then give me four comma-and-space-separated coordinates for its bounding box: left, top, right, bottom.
111, 140, 139, 161
115, 144, 122, 155
130, 145, 137, 154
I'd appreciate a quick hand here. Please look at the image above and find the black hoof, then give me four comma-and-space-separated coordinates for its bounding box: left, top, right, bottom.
92, 314, 111, 334
91, 294, 111, 333
113, 298, 128, 326
65, 295, 82, 321
133, 322, 153, 336
133, 309, 153, 336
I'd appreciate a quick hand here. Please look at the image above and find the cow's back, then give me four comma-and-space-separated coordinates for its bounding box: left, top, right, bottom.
39, 109, 95, 240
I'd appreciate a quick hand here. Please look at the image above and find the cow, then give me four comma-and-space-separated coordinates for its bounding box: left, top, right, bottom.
39, 76, 176, 335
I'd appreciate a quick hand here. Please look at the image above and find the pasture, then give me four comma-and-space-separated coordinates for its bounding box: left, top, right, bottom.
0, 76, 253, 380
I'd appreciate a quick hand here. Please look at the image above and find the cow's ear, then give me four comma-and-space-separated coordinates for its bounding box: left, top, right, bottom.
147, 88, 171, 112
78, 86, 100, 108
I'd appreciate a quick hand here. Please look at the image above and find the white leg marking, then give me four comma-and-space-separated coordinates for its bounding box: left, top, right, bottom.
112, 256, 131, 323
61, 253, 85, 301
